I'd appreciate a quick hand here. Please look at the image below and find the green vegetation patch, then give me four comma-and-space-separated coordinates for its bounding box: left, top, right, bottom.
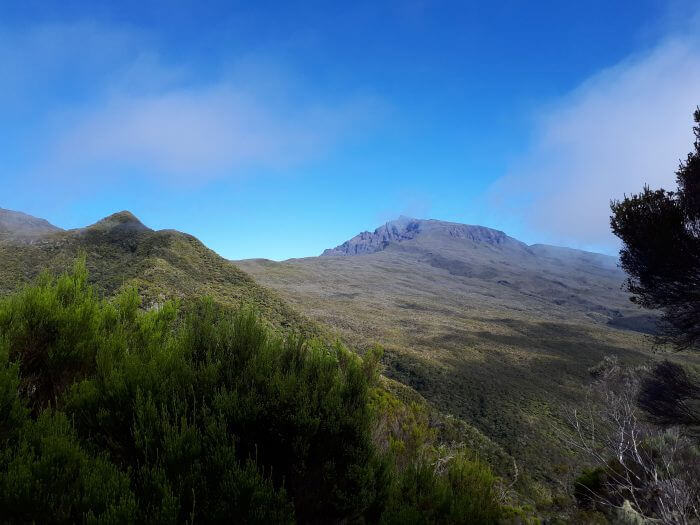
0, 259, 505, 523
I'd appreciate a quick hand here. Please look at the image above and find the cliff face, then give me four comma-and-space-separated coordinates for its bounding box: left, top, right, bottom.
321, 216, 521, 256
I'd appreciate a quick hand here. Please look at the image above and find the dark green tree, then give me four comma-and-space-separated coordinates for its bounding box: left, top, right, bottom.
610, 107, 700, 350
611, 108, 700, 435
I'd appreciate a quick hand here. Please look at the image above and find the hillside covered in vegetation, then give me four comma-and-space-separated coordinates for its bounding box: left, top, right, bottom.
3, 207, 695, 523
0, 260, 510, 523
237, 217, 657, 491
0, 210, 315, 335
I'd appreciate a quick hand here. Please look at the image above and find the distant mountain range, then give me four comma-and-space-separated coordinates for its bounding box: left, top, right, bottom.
246, 216, 647, 331
322, 216, 525, 256
0, 207, 62, 239
322, 215, 618, 269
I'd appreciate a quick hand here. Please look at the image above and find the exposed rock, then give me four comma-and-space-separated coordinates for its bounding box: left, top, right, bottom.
321, 216, 522, 256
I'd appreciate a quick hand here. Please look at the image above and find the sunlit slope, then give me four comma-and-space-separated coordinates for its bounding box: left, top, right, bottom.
0, 210, 316, 334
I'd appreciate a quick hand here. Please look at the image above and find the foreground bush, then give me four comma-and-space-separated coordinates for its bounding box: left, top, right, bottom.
0, 259, 502, 523
380, 451, 501, 524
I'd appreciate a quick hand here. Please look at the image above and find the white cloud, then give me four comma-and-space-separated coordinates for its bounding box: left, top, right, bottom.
2, 22, 380, 184
48, 86, 374, 181
0, 22, 143, 104
491, 33, 700, 250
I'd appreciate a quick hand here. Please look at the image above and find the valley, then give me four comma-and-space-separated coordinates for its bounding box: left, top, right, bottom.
237, 217, 658, 484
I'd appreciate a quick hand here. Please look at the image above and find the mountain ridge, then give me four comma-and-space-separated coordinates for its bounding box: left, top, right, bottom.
0, 208, 317, 335
320, 216, 618, 268
0, 207, 63, 239
321, 216, 521, 256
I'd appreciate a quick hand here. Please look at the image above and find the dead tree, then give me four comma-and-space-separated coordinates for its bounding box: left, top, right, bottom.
567, 356, 700, 524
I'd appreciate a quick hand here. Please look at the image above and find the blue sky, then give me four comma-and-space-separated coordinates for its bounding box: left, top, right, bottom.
2, 1, 700, 259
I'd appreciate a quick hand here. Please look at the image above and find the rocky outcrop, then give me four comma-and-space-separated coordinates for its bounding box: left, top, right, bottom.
321, 216, 519, 256
321, 217, 421, 256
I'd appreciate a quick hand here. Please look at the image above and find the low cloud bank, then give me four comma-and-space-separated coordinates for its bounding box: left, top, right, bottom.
1, 22, 379, 185
50, 86, 374, 181
492, 32, 700, 250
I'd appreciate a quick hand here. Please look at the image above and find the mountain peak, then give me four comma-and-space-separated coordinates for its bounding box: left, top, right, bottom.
321, 217, 520, 256
321, 217, 421, 256
89, 211, 150, 233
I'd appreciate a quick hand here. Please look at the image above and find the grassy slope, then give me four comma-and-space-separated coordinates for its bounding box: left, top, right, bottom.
236, 236, 657, 489
0, 212, 316, 335
0, 211, 520, 488
1, 209, 659, 508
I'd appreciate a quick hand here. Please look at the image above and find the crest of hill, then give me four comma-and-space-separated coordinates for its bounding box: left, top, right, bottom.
321, 216, 619, 270
322, 216, 528, 256
84, 210, 151, 233
0, 208, 62, 238
0, 209, 317, 335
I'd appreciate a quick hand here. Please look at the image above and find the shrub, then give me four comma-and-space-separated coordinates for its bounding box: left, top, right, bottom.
573, 467, 607, 509
0, 409, 137, 524
0, 260, 504, 523
380, 450, 501, 524
0, 258, 108, 411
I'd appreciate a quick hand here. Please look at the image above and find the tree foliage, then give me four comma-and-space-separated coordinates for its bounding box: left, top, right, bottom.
637, 360, 700, 434
0, 259, 502, 524
610, 107, 700, 350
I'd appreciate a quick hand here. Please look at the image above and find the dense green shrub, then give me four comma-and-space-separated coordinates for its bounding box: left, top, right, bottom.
0, 409, 137, 524
0, 259, 503, 523
573, 467, 608, 509
0, 262, 108, 411
380, 451, 501, 525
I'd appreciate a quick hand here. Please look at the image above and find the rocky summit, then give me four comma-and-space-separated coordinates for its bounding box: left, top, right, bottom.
321, 216, 517, 256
